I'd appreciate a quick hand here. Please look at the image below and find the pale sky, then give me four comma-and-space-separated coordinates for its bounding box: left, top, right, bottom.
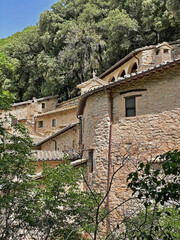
0, 0, 58, 39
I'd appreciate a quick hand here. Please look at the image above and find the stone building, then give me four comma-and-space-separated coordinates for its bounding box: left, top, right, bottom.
35, 97, 79, 136
2, 40, 179, 232
76, 41, 180, 230
34, 122, 80, 158
10, 95, 59, 122
6, 95, 59, 143
4, 95, 79, 144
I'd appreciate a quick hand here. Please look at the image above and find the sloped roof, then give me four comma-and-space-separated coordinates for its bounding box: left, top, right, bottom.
11, 100, 32, 107
98, 42, 173, 79
11, 95, 58, 107
77, 58, 180, 116
32, 150, 63, 161
36, 105, 77, 117
77, 77, 106, 89
35, 95, 59, 102
56, 96, 80, 108
35, 122, 79, 147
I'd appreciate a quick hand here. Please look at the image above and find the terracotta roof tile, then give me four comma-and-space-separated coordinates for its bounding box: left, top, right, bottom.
32, 150, 63, 161
37, 105, 77, 117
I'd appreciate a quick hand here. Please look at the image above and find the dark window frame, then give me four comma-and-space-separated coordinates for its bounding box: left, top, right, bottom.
89, 149, 94, 173
120, 70, 126, 78
38, 121, 43, 128
111, 76, 115, 82
42, 103, 46, 109
52, 119, 56, 127
164, 49, 169, 54
125, 96, 136, 117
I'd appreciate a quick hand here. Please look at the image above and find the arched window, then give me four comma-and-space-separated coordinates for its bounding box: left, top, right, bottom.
130, 62, 138, 74
111, 76, 115, 82
120, 70, 126, 77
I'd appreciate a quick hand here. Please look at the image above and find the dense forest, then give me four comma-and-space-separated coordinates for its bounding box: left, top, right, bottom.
0, 0, 180, 102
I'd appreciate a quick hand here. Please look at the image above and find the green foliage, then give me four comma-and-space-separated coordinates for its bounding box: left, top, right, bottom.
0, 89, 37, 239
0, 90, 15, 110
126, 150, 180, 239
127, 150, 180, 205
0, 0, 180, 102
0, 53, 15, 73
26, 162, 99, 240
123, 206, 180, 240
0, 90, 99, 239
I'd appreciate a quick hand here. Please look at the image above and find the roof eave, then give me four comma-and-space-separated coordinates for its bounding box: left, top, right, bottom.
35, 122, 79, 147
77, 58, 180, 116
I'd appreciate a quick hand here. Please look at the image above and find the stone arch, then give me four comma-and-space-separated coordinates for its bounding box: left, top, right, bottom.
109, 76, 115, 82
118, 69, 126, 78
127, 61, 138, 74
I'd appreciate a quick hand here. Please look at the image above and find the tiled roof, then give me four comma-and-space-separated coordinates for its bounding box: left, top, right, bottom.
77, 58, 180, 116
32, 150, 63, 161
56, 96, 80, 108
11, 95, 58, 107
36, 95, 58, 102
36, 105, 77, 117
98, 41, 173, 79
11, 100, 32, 107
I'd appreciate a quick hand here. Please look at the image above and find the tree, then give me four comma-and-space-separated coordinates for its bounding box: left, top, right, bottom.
0, 88, 100, 239
20, 161, 100, 240
1, 0, 180, 102
0, 90, 37, 239
125, 150, 180, 239
76, 147, 180, 240
0, 53, 18, 95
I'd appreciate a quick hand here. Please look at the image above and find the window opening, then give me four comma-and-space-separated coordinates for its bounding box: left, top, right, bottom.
111, 76, 115, 82
89, 150, 94, 173
130, 62, 138, 74
164, 49, 169, 53
38, 121, 43, 128
156, 49, 160, 55
125, 97, 136, 117
120, 70, 126, 77
42, 103, 45, 109
52, 119, 56, 127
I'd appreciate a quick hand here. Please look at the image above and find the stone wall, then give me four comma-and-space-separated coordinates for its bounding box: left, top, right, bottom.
82, 91, 110, 184
36, 108, 78, 136
113, 65, 180, 121
11, 97, 58, 122
57, 96, 79, 108
83, 65, 180, 179
109, 108, 180, 223
38, 98, 58, 113
81, 64, 180, 230
40, 124, 80, 156
10, 104, 30, 121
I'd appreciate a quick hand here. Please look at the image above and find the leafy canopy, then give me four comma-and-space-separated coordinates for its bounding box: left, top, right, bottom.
1, 0, 180, 102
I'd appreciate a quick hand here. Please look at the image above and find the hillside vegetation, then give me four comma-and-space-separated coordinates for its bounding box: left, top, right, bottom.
0, 0, 180, 102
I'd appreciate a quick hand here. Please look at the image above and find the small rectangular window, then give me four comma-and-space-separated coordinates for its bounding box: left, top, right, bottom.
42, 103, 45, 109
125, 97, 136, 117
164, 49, 169, 53
38, 121, 43, 128
52, 119, 56, 127
89, 150, 94, 173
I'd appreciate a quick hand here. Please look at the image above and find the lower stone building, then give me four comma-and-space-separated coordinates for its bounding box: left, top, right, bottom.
77, 58, 180, 230
34, 122, 80, 160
